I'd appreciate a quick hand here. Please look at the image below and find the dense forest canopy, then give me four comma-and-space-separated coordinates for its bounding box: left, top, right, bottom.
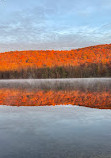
0, 44, 111, 78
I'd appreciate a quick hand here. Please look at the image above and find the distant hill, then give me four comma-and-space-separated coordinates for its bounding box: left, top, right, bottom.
0, 44, 111, 78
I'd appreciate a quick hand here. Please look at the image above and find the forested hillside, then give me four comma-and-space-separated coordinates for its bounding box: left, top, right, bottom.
0, 44, 111, 78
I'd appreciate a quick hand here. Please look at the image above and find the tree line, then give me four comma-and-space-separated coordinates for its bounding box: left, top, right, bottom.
0, 62, 110, 79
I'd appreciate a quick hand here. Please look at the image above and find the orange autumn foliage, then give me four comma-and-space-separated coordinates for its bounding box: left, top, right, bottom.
0, 89, 111, 109
0, 44, 111, 71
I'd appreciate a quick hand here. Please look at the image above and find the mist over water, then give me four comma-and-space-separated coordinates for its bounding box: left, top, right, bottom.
0, 78, 110, 108
0, 78, 111, 91
0, 79, 111, 157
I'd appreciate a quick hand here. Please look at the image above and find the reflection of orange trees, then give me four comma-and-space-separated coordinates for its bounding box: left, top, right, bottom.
0, 89, 111, 109
0, 44, 111, 71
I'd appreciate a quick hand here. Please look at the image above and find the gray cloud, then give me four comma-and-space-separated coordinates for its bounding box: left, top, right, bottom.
0, 0, 111, 52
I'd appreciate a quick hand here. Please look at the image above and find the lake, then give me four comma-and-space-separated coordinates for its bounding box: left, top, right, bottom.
0, 105, 111, 158
0, 78, 111, 158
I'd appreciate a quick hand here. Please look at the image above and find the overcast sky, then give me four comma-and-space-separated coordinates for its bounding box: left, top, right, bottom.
0, 0, 111, 52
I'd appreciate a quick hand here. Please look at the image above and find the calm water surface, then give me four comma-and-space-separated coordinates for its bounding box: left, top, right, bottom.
0, 105, 111, 158
0, 78, 111, 158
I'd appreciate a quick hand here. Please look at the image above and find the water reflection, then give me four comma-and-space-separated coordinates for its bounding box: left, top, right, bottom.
0, 78, 111, 108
